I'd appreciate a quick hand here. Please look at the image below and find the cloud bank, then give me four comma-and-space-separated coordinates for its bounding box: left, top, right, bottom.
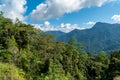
0, 0, 27, 21
111, 15, 120, 23
0, 0, 116, 23
33, 21, 85, 33
30, 0, 110, 21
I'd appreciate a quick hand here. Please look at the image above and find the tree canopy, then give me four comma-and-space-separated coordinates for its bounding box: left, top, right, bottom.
0, 13, 120, 80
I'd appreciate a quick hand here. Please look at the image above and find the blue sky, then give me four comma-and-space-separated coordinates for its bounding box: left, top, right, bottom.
0, 0, 120, 32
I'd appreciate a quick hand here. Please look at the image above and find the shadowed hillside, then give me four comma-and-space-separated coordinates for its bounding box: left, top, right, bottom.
48, 22, 120, 53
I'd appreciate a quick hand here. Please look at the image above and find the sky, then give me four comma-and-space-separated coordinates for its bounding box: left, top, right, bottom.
0, 0, 120, 32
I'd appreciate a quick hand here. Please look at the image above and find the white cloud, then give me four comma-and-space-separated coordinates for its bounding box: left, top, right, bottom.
33, 22, 84, 33
86, 21, 96, 25
59, 23, 85, 32
111, 15, 120, 23
44, 21, 50, 26
29, 0, 111, 21
0, 0, 27, 21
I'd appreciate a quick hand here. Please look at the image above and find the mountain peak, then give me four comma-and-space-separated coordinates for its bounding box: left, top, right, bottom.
94, 22, 109, 26
92, 22, 120, 29
72, 29, 80, 32
92, 22, 111, 29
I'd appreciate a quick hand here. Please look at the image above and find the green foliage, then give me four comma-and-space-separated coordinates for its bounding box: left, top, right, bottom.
6, 36, 19, 54
0, 13, 120, 80
68, 37, 84, 53
95, 51, 109, 65
104, 51, 120, 80
0, 46, 12, 63
0, 62, 26, 80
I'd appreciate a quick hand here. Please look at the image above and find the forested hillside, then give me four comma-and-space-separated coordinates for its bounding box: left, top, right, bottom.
48, 22, 120, 53
0, 13, 120, 80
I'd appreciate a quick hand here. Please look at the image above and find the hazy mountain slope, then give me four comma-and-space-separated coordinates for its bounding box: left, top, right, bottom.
46, 31, 65, 40
47, 22, 120, 53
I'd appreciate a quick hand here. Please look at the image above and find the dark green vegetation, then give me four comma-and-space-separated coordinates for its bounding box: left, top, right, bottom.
47, 22, 120, 53
0, 13, 120, 80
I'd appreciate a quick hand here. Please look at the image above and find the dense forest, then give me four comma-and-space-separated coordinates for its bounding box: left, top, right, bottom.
0, 13, 120, 80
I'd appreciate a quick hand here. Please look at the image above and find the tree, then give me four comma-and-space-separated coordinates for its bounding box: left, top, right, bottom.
68, 37, 83, 53
0, 62, 26, 80
95, 51, 109, 65
105, 51, 120, 80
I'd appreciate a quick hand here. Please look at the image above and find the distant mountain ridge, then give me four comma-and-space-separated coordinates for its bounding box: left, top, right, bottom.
46, 31, 65, 37
46, 22, 120, 53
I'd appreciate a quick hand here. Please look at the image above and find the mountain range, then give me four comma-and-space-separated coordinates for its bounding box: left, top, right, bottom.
46, 22, 120, 53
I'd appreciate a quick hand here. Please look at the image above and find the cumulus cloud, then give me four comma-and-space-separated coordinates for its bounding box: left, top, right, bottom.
111, 15, 120, 23
59, 23, 85, 32
44, 21, 50, 26
33, 21, 84, 33
29, 0, 110, 21
86, 21, 96, 25
0, 0, 27, 21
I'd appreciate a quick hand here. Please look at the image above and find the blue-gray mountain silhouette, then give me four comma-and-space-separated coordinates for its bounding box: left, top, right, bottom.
46, 22, 120, 53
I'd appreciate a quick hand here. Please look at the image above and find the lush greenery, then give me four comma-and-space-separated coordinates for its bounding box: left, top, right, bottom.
0, 13, 120, 80
0, 63, 25, 80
